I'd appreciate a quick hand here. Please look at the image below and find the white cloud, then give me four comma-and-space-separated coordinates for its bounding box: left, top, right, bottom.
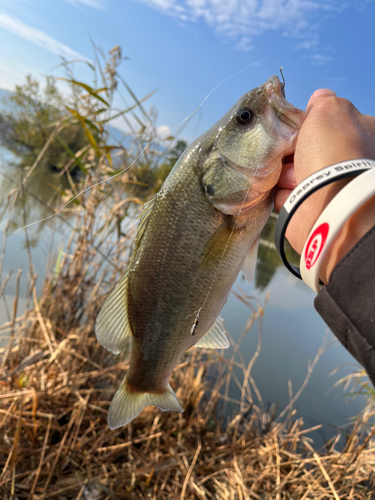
297, 39, 319, 50
157, 124, 173, 139
235, 37, 253, 52
65, 0, 106, 10
132, 0, 346, 50
0, 12, 86, 61
310, 53, 334, 66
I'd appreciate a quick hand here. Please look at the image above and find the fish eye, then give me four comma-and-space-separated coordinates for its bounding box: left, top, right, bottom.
235, 108, 254, 126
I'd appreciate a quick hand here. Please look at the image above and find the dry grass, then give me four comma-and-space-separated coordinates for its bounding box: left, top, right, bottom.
0, 179, 374, 500
1, 48, 375, 495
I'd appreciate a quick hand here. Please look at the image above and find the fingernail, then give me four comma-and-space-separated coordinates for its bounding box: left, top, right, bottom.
286, 166, 296, 185
307, 88, 336, 108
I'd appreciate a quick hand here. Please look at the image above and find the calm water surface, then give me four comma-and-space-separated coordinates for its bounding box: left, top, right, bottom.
0, 151, 366, 446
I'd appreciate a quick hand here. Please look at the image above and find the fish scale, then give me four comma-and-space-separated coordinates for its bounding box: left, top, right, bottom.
95, 75, 306, 429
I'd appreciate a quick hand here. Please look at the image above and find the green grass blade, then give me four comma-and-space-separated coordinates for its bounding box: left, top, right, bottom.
56, 77, 109, 106
54, 136, 89, 174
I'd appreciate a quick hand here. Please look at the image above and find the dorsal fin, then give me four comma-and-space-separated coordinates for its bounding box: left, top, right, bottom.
95, 274, 132, 354
133, 195, 156, 253
95, 196, 157, 354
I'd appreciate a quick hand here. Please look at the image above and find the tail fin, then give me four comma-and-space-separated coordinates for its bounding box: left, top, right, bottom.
108, 376, 184, 430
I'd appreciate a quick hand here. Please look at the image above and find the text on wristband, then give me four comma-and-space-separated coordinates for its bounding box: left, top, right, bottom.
304, 223, 329, 270
288, 161, 375, 206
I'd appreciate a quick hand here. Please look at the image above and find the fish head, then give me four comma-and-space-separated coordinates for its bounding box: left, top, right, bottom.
200, 75, 306, 215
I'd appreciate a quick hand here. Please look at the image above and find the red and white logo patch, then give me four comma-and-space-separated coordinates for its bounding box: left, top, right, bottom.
304, 223, 329, 270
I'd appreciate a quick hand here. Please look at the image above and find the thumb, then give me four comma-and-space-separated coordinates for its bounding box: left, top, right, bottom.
306, 89, 336, 113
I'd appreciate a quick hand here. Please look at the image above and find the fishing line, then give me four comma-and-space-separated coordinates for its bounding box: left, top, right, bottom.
0, 169, 121, 271
12, 57, 283, 236
192, 68, 287, 330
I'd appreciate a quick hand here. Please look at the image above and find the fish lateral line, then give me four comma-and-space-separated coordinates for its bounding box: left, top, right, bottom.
94, 70, 307, 429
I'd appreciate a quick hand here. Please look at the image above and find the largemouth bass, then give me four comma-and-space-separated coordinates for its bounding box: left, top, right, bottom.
96, 75, 305, 429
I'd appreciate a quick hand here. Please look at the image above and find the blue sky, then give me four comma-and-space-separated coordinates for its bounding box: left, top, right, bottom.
0, 0, 374, 140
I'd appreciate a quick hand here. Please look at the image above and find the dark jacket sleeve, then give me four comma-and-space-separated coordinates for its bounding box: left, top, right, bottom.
314, 226, 375, 386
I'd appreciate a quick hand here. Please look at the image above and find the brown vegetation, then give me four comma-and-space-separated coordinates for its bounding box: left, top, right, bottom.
0, 179, 374, 499
0, 44, 374, 499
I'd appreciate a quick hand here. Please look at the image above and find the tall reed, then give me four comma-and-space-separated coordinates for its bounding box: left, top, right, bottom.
0, 46, 374, 499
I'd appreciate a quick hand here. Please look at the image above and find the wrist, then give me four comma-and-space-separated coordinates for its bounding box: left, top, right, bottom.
275, 159, 375, 288
321, 194, 375, 282
296, 178, 351, 252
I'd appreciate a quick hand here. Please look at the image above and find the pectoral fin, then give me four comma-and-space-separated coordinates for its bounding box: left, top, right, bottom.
241, 236, 260, 283
108, 376, 184, 429
200, 217, 234, 269
194, 316, 229, 349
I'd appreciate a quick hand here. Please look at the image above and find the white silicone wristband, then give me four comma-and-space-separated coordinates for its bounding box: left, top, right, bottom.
274, 159, 375, 280
300, 167, 375, 292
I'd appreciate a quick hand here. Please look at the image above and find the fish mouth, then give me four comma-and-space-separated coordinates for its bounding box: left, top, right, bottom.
262, 75, 285, 100
263, 75, 305, 130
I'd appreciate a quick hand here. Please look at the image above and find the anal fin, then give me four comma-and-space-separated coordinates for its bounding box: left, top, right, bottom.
194, 316, 230, 349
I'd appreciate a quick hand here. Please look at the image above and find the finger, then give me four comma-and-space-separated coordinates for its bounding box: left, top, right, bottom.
306, 89, 337, 113
274, 188, 291, 213
277, 163, 296, 189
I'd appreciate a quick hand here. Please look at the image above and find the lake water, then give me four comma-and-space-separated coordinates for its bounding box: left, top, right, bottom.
0, 150, 366, 447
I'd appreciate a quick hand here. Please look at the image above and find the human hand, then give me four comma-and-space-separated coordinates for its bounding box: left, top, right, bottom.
275, 89, 375, 283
